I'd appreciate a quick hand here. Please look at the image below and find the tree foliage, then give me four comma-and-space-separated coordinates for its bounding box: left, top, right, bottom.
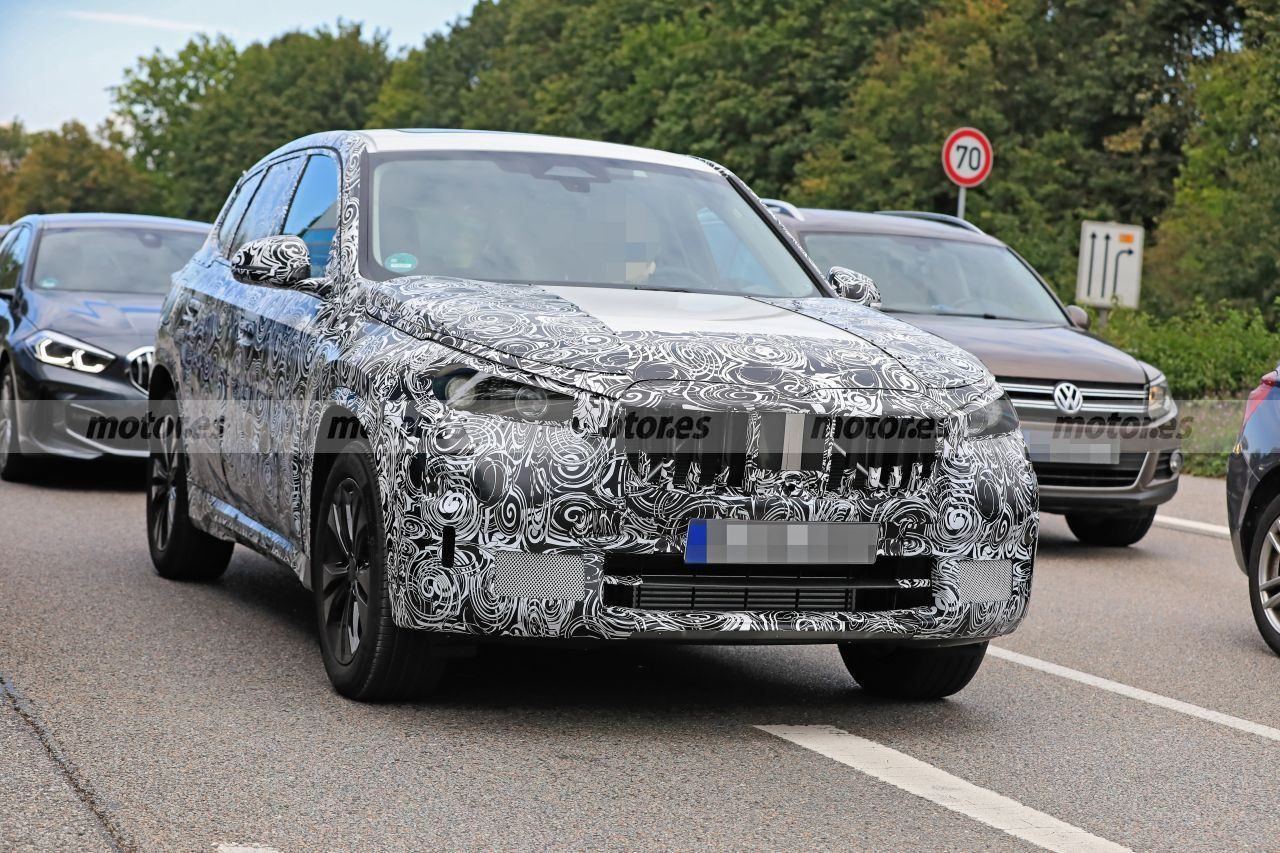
3, 0, 1273, 321
1, 122, 155, 220
112, 22, 391, 221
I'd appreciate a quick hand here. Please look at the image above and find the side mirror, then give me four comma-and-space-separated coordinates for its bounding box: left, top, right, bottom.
231, 235, 310, 287
1065, 304, 1090, 330
828, 266, 881, 309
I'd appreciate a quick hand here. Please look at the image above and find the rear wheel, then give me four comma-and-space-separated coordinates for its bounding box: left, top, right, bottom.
313, 439, 446, 701
147, 393, 234, 581
1065, 508, 1156, 547
839, 641, 988, 700
1247, 494, 1280, 656
0, 362, 36, 482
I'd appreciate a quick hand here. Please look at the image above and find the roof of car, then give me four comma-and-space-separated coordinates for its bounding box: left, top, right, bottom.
15, 212, 211, 231
357, 129, 719, 174
776, 206, 1005, 247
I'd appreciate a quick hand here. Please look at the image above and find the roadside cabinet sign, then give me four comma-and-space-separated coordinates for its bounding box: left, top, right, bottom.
941, 127, 993, 188
1075, 221, 1144, 309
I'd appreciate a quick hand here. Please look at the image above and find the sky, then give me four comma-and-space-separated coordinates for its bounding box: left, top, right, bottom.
0, 0, 480, 130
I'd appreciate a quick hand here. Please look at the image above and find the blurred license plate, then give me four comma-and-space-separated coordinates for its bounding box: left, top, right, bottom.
1022, 431, 1119, 465
685, 520, 878, 565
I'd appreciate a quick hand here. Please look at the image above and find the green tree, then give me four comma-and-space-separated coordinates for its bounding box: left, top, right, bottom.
113, 22, 390, 221
371, 0, 936, 195
111, 34, 239, 215
790, 0, 1242, 295
1145, 18, 1280, 313
2, 121, 155, 219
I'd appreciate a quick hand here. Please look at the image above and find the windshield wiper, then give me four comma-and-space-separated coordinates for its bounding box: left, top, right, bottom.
884, 308, 1030, 322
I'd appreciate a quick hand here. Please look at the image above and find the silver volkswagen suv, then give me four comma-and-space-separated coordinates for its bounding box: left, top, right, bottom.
772, 203, 1181, 546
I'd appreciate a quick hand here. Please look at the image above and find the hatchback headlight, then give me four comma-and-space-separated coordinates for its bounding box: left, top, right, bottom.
28, 331, 114, 374
1147, 375, 1173, 418
433, 369, 575, 424
965, 394, 1019, 438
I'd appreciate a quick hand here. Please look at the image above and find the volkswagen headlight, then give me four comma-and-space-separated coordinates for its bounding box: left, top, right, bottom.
1147, 375, 1173, 418
28, 331, 114, 374
965, 394, 1019, 438
433, 369, 574, 424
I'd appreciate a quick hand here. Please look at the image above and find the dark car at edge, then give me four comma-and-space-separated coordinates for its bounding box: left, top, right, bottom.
0, 212, 210, 479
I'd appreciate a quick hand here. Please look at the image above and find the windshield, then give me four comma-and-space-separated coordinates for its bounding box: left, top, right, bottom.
365, 152, 819, 297
801, 232, 1066, 323
32, 226, 207, 294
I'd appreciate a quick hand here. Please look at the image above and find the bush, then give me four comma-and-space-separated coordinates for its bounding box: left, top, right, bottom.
1100, 299, 1278, 398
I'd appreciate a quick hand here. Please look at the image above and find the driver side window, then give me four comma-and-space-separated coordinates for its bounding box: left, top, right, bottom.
0, 226, 32, 293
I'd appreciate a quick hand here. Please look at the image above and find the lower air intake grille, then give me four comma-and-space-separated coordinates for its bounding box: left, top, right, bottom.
951, 559, 1013, 603
1033, 453, 1146, 488
601, 554, 933, 613
490, 552, 585, 600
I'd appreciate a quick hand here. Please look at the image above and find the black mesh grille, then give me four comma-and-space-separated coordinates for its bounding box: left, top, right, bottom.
601, 553, 934, 613
1033, 452, 1146, 487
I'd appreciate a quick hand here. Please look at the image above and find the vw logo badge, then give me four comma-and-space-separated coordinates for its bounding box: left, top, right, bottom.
1053, 381, 1084, 415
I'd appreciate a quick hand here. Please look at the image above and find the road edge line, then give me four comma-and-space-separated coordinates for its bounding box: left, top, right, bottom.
756, 724, 1130, 853
989, 646, 1280, 742
1153, 514, 1230, 539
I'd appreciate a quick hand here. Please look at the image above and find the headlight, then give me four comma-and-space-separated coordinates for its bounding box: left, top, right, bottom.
965, 394, 1019, 438
1147, 375, 1173, 418
433, 369, 574, 424
28, 331, 114, 374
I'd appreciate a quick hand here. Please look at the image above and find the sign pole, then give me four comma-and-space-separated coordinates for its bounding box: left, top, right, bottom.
957, 186, 966, 220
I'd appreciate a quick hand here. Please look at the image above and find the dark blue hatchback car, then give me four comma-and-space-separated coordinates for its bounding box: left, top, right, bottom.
0, 212, 209, 479
1227, 368, 1280, 654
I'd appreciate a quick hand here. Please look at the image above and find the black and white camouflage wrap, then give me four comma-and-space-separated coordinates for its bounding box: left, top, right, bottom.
155, 130, 1038, 644
230, 234, 311, 286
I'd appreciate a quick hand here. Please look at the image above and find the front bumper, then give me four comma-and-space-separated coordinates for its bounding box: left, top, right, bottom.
383, 411, 1038, 644
1020, 415, 1180, 515
10, 350, 150, 459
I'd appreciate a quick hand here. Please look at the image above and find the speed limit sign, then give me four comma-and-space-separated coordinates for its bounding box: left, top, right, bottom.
941, 127, 992, 218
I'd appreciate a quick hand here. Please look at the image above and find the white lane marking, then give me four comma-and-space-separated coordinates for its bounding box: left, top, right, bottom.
757, 725, 1128, 853
215, 846, 281, 852
989, 646, 1280, 743
1153, 514, 1230, 539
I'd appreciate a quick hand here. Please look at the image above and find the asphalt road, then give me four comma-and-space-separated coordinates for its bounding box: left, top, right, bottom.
2, 465, 1276, 852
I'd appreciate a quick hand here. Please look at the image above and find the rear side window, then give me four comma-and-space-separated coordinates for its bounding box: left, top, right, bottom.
216, 170, 264, 255
231, 157, 304, 255
283, 153, 340, 277
0, 226, 32, 292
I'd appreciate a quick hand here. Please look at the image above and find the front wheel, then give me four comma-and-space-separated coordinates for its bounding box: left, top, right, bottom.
1065, 508, 1156, 547
0, 361, 36, 482
313, 438, 446, 701
839, 642, 988, 700
1247, 494, 1280, 656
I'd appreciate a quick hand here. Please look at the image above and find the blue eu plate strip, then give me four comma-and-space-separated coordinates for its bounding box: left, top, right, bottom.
685, 519, 708, 564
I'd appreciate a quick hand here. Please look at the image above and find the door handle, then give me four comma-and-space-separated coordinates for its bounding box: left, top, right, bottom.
236, 317, 257, 346
180, 297, 204, 326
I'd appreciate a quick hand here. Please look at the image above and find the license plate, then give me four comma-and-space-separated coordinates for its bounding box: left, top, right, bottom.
685, 520, 878, 565
1022, 431, 1119, 465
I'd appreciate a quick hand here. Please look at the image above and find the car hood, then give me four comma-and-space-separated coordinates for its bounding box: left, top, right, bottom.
366, 278, 991, 392
21, 290, 164, 353
893, 314, 1149, 385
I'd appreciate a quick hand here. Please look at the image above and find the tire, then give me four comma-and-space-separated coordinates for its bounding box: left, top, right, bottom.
1247, 493, 1280, 656
313, 438, 446, 701
839, 641, 988, 700
1065, 508, 1156, 547
0, 361, 36, 482
146, 393, 234, 581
